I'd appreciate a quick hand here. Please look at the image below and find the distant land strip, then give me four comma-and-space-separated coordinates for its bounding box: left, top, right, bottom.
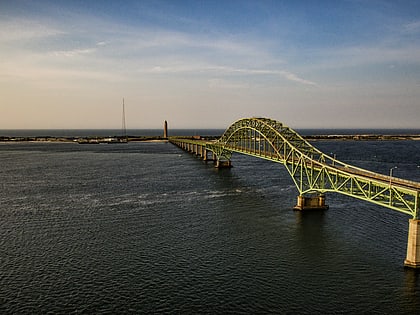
1, 134, 420, 143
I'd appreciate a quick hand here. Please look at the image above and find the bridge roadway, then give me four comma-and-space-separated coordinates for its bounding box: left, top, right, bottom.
169, 117, 420, 268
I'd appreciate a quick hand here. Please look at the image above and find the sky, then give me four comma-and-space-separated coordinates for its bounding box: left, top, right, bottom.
1, 0, 419, 129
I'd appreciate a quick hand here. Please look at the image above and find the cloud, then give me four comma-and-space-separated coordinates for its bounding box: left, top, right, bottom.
0, 13, 319, 91
279, 71, 317, 86
148, 64, 317, 86
50, 48, 96, 57
0, 17, 65, 43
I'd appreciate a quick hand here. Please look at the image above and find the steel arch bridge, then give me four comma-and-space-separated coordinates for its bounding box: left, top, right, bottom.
171, 117, 420, 219
170, 117, 420, 268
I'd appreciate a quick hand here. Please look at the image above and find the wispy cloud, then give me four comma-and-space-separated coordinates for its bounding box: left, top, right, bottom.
0, 17, 65, 42
278, 71, 317, 86
50, 48, 96, 58
149, 64, 317, 86
1, 14, 309, 88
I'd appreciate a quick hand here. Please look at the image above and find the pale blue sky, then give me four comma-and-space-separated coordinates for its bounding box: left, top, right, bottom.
1, 0, 419, 129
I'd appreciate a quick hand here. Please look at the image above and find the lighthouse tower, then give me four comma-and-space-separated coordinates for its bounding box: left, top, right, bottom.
163, 120, 168, 138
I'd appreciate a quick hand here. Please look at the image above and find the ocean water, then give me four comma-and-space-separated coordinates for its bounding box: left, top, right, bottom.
0, 139, 419, 313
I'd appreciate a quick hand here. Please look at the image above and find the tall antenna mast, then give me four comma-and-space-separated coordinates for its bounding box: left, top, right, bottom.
122, 98, 127, 140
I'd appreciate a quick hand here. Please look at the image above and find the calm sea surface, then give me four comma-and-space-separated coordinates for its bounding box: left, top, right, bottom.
1, 136, 420, 313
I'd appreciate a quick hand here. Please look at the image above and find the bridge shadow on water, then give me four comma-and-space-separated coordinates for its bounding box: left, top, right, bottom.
293, 210, 332, 267
403, 269, 420, 312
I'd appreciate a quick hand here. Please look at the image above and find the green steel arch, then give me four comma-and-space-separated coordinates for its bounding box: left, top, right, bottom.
205, 117, 420, 219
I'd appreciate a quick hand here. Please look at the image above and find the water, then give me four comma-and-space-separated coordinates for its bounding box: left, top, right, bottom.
0, 139, 419, 313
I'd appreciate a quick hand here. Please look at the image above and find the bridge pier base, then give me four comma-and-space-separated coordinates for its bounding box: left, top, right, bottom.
203, 149, 215, 162
293, 194, 329, 211
215, 159, 232, 168
404, 219, 420, 268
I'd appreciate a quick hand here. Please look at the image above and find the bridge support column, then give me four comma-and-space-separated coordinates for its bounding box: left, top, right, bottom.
215, 159, 232, 168
404, 219, 420, 268
203, 149, 214, 162
293, 194, 329, 211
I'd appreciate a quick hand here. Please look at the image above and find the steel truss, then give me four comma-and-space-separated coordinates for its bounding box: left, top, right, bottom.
191, 117, 419, 219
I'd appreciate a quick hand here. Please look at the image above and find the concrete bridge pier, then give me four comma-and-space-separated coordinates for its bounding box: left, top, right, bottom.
203, 149, 215, 162
194, 144, 200, 156
293, 194, 329, 211
198, 145, 204, 158
215, 158, 232, 168
404, 219, 420, 268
